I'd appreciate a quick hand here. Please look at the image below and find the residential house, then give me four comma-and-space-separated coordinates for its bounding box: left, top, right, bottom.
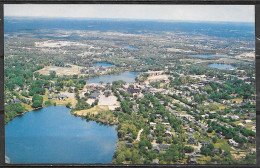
150, 122, 157, 127
158, 144, 170, 150
228, 139, 238, 147
152, 159, 159, 164
153, 146, 160, 153
126, 143, 132, 148
48, 94, 53, 99
57, 94, 68, 100
89, 92, 100, 99
244, 120, 253, 124
147, 134, 154, 141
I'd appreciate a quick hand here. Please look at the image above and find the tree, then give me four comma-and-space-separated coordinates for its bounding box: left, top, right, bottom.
124, 149, 131, 161
49, 71, 56, 78
66, 102, 72, 108
207, 143, 214, 150
44, 100, 52, 106
218, 147, 222, 154
116, 153, 125, 164
32, 94, 43, 108
155, 124, 165, 137
164, 145, 179, 163
201, 146, 214, 157
208, 127, 213, 133
225, 132, 233, 139
212, 137, 217, 143
184, 146, 194, 153
156, 136, 163, 143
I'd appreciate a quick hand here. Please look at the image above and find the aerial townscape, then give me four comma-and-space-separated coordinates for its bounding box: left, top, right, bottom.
4, 13, 256, 164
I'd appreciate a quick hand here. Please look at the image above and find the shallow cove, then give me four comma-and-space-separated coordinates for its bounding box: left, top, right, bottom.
5, 106, 118, 164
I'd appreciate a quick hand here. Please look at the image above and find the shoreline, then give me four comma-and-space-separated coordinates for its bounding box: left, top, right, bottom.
5, 101, 60, 124
5, 107, 43, 125
6, 104, 121, 164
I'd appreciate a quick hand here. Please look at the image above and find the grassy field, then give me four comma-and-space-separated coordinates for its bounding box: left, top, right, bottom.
230, 98, 243, 103
21, 102, 33, 112
72, 105, 118, 125
37, 65, 84, 76
198, 155, 211, 164
72, 105, 109, 116
214, 139, 232, 152
215, 102, 227, 110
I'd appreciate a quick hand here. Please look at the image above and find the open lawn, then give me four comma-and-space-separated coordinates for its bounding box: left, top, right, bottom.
72, 105, 109, 116
51, 97, 75, 107
215, 102, 227, 110
214, 139, 232, 152
230, 98, 243, 103
37, 65, 84, 76
21, 103, 33, 112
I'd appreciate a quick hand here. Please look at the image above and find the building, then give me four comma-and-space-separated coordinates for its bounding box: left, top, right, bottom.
150, 122, 157, 127
127, 88, 141, 94
147, 134, 154, 141
57, 94, 68, 100
89, 92, 100, 99
48, 94, 53, 99
158, 144, 170, 150
238, 123, 245, 128
152, 159, 159, 164
153, 146, 160, 153
244, 120, 253, 124
104, 91, 111, 97
230, 115, 239, 120
228, 139, 238, 147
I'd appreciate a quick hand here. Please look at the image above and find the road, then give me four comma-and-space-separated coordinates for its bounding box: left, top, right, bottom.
136, 128, 144, 142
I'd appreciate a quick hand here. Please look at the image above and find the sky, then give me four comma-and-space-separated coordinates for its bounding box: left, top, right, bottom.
4, 4, 254, 23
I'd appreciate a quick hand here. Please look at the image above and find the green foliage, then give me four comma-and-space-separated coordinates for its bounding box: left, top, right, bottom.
184, 146, 194, 153
212, 137, 217, 143
164, 144, 183, 163
5, 103, 26, 123
121, 101, 132, 114
32, 94, 43, 108
72, 98, 90, 111
66, 102, 72, 108
201, 146, 214, 157
156, 136, 163, 143
208, 127, 213, 133
44, 100, 52, 106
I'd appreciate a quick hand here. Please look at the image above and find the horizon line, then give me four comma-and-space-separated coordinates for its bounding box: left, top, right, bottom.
4, 15, 255, 24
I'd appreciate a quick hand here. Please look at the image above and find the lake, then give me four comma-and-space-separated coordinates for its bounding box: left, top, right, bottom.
208, 63, 237, 70
190, 55, 230, 58
5, 106, 118, 164
93, 62, 113, 67
124, 45, 138, 50
86, 72, 139, 84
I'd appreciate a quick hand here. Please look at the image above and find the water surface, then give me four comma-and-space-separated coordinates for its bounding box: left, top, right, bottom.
190, 55, 230, 58
87, 72, 139, 84
208, 63, 237, 70
124, 46, 138, 50
93, 62, 113, 67
5, 106, 118, 164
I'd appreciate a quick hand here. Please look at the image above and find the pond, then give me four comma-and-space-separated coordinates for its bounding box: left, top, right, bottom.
124, 45, 138, 50
208, 63, 237, 70
189, 55, 230, 58
5, 106, 118, 164
93, 62, 113, 67
86, 72, 139, 84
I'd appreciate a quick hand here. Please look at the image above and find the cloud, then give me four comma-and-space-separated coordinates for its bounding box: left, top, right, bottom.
4, 4, 254, 22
